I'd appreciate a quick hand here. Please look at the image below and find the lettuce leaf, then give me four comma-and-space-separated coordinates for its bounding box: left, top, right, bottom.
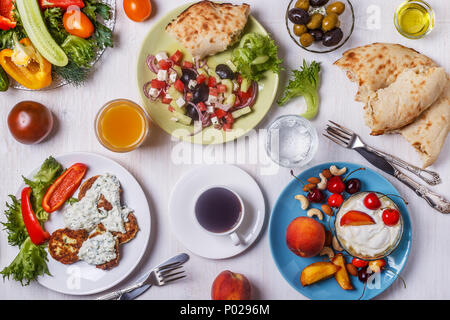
1, 195, 27, 247
231, 32, 283, 81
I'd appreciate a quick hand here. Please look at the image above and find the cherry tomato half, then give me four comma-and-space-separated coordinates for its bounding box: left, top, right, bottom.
63, 9, 94, 39
123, 0, 152, 22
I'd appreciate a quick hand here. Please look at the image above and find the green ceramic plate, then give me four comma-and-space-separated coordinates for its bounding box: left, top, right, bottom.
136, 3, 279, 145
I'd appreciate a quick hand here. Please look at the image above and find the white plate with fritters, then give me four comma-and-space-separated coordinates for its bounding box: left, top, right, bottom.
16, 152, 151, 295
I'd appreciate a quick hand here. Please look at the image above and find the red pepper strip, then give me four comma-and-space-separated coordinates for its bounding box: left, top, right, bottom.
42, 163, 88, 213
21, 187, 50, 245
39, 0, 85, 10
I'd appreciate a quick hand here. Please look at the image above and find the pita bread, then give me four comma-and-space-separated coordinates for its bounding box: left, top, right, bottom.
165, 1, 250, 60
400, 78, 450, 167
334, 43, 436, 103
364, 66, 446, 135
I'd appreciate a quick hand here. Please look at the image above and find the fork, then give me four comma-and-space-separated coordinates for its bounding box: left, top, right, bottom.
323, 121, 441, 185
97, 262, 186, 300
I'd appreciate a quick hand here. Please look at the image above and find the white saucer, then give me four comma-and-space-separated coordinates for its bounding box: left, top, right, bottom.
168, 165, 266, 259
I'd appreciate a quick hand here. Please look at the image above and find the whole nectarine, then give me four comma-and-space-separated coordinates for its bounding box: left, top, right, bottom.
211, 270, 251, 300
286, 216, 325, 258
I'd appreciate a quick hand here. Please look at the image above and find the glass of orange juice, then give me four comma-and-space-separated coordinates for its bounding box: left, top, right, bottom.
95, 99, 149, 152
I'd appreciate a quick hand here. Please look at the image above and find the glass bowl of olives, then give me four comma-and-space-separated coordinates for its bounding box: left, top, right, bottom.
286, 0, 354, 53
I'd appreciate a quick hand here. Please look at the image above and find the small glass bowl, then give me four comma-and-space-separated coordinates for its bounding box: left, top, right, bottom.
286, 0, 355, 53
334, 192, 404, 261
394, 0, 435, 39
95, 99, 150, 153
266, 115, 319, 168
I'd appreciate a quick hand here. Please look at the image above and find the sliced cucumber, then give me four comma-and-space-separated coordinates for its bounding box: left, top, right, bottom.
225, 93, 236, 106
222, 79, 233, 96
173, 111, 192, 125
170, 100, 186, 114
232, 106, 252, 119
197, 68, 208, 76
226, 60, 237, 72
168, 86, 182, 100
241, 78, 250, 93
16, 0, 68, 66
173, 65, 182, 77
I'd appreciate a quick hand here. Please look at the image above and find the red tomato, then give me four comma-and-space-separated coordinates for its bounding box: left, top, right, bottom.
174, 79, 184, 92
63, 9, 94, 39
170, 50, 183, 65
123, 0, 152, 22
151, 79, 165, 89
198, 102, 207, 112
217, 84, 227, 93
183, 61, 194, 68
208, 77, 217, 87
215, 109, 227, 119
158, 60, 171, 70
196, 74, 207, 84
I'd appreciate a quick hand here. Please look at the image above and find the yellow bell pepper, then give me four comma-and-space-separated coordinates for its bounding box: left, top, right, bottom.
0, 37, 52, 90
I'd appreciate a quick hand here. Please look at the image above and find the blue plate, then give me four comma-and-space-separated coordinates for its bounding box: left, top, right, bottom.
269, 162, 412, 300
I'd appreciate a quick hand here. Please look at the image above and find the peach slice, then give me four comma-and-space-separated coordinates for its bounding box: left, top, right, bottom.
340, 210, 375, 226
331, 253, 353, 290
300, 262, 340, 287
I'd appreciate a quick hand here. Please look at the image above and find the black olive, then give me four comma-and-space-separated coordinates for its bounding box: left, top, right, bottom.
310, 29, 324, 41
215, 64, 235, 80
180, 68, 197, 86
322, 27, 343, 47
288, 8, 309, 25
186, 104, 199, 121
310, 0, 329, 7
192, 83, 209, 104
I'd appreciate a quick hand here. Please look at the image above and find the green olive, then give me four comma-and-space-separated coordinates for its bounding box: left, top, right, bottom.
306, 13, 324, 30
295, 0, 310, 11
322, 13, 339, 32
299, 33, 314, 47
293, 24, 308, 36
326, 1, 346, 15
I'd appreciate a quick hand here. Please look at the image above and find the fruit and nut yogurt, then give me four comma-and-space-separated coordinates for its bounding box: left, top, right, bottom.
335, 192, 403, 260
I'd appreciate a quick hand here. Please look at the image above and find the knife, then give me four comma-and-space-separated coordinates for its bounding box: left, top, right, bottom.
354, 147, 450, 214
97, 253, 189, 300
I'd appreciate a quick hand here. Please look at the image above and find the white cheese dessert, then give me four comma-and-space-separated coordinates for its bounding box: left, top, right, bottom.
335, 192, 403, 259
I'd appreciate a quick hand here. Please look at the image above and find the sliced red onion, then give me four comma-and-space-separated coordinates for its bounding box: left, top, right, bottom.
233, 81, 258, 111
146, 55, 159, 74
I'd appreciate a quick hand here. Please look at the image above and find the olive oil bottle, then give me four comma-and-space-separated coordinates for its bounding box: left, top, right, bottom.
394, 0, 435, 39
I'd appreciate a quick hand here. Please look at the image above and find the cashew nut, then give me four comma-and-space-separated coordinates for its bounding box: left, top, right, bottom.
317, 173, 327, 190
330, 165, 347, 176
307, 208, 323, 220
332, 236, 343, 251
294, 194, 309, 210
320, 246, 335, 260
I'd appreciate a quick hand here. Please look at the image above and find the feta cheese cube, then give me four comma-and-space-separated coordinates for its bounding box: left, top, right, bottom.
233, 81, 239, 91
188, 80, 197, 90
149, 88, 160, 98
206, 106, 214, 114
176, 97, 186, 108
207, 95, 217, 104
157, 70, 168, 81
169, 72, 177, 83
211, 116, 219, 125
165, 93, 172, 99
155, 52, 168, 62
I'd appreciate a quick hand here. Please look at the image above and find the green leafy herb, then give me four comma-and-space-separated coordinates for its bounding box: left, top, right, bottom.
93, 22, 113, 49
278, 60, 321, 119
62, 35, 96, 67
67, 197, 79, 205
231, 32, 282, 81
83, 0, 112, 21
1, 196, 26, 247
43, 8, 68, 45
54, 60, 91, 86
22, 156, 63, 223
0, 237, 50, 286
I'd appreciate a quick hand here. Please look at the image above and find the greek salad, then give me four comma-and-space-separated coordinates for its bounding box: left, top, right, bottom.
143, 50, 258, 132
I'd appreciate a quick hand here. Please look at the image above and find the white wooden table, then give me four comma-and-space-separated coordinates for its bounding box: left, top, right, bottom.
1, 0, 449, 300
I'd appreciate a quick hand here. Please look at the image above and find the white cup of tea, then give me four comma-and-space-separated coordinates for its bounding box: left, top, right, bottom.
194, 186, 245, 246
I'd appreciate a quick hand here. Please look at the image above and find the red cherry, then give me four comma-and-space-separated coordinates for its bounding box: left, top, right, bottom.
307, 188, 325, 203
327, 176, 345, 194
328, 193, 344, 208
352, 258, 369, 268
363, 192, 381, 210
382, 208, 400, 226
